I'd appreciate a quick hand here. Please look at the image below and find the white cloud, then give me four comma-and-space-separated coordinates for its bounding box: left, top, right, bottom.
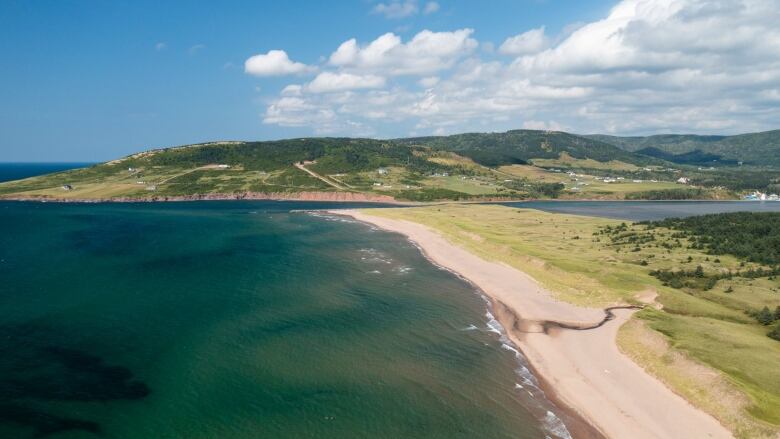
522, 120, 565, 131
372, 1, 418, 19
188, 44, 206, 55
155, 42, 167, 51
371, 0, 439, 19
499, 27, 549, 55
418, 76, 440, 87
423, 2, 440, 14
260, 0, 780, 137
306, 72, 386, 93
244, 50, 314, 76
328, 29, 478, 75
281, 84, 303, 96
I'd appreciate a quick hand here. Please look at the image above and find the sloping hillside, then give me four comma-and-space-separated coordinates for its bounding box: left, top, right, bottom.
589, 130, 780, 166
398, 130, 656, 167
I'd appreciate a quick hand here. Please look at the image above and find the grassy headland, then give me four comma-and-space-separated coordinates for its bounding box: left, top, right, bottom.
362, 205, 780, 438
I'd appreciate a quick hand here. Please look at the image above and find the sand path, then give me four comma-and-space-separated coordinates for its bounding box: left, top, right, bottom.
336, 209, 732, 439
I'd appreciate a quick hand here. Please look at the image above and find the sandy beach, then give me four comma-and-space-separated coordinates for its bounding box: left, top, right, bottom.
336, 209, 733, 439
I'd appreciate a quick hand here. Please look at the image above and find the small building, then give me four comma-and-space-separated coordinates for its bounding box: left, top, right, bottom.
217, 164, 230, 169
677, 177, 690, 184
146, 185, 157, 191
62, 184, 73, 191
744, 192, 767, 201
377, 168, 388, 175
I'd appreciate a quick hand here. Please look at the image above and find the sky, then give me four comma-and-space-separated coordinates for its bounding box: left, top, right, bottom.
1, 0, 779, 161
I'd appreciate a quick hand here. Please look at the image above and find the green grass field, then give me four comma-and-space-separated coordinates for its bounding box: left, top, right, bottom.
0, 164, 332, 199
530, 151, 642, 171
364, 204, 780, 438
497, 163, 690, 198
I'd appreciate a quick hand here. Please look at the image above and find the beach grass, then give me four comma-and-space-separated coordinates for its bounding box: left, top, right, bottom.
363, 204, 780, 437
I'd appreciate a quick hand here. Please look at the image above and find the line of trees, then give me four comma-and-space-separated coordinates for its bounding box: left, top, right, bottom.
643, 212, 780, 265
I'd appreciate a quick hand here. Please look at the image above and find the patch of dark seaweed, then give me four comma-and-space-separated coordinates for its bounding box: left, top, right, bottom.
0, 325, 150, 437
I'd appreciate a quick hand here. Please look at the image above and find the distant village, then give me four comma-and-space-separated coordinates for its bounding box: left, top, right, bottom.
744, 191, 780, 201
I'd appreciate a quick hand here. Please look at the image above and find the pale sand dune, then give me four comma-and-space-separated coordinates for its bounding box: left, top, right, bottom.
336, 209, 732, 439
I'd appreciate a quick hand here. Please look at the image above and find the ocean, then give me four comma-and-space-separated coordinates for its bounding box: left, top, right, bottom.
0, 201, 565, 438
3, 163, 774, 438
0, 163, 93, 183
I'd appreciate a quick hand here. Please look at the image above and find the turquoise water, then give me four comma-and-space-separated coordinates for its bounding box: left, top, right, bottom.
0, 201, 567, 438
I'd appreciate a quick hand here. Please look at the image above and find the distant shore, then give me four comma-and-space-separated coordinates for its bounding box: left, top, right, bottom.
334, 209, 733, 439
0, 191, 754, 205
0, 191, 402, 204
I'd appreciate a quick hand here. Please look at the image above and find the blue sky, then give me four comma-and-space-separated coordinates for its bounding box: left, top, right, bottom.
1, 0, 778, 161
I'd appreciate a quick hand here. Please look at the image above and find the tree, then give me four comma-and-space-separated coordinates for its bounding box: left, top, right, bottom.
757, 306, 774, 325
694, 265, 704, 278
769, 325, 780, 342
775, 306, 780, 321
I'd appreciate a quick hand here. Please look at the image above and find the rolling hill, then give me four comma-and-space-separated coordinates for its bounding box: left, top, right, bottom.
588, 130, 780, 166
2, 129, 777, 202
397, 129, 656, 167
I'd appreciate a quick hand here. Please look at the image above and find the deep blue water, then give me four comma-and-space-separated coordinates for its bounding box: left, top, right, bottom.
0, 163, 93, 182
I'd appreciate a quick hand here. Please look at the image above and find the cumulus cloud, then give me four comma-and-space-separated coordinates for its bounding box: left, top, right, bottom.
418, 76, 440, 87
371, 0, 439, 18
423, 2, 440, 14
328, 29, 478, 75
499, 27, 549, 55
245, 50, 314, 76
372, 1, 418, 18
259, 0, 780, 136
306, 72, 386, 93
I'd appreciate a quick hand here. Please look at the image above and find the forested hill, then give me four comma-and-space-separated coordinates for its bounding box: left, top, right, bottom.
396, 130, 653, 167
588, 130, 780, 166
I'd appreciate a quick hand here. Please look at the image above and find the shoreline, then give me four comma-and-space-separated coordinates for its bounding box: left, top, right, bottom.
0, 192, 761, 206
0, 191, 403, 204
334, 209, 733, 439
